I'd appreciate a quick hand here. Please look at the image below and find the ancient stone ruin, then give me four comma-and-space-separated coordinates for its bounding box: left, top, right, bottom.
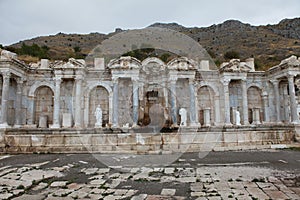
0, 49, 299, 153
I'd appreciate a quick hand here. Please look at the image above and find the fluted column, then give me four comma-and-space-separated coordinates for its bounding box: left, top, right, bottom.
50, 77, 62, 128
271, 80, 281, 122
14, 78, 24, 127
74, 76, 83, 127
189, 78, 198, 126
288, 75, 299, 123
262, 92, 269, 123
169, 78, 177, 126
0, 71, 11, 128
222, 78, 231, 125
214, 95, 221, 125
132, 77, 139, 126
241, 79, 249, 125
112, 77, 119, 127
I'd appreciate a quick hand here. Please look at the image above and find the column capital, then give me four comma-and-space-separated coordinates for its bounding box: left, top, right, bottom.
287, 74, 295, 81
168, 76, 178, 83
241, 78, 247, 83
270, 79, 279, 86
1, 71, 11, 79
221, 78, 231, 86
75, 75, 84, 82
131, 76, 139, 83
53, 76, 62, 83
262, 91, 268, 98
16, 77, 25, 84
112, 77, 119, 84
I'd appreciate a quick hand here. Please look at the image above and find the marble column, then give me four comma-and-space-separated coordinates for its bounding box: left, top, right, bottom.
189, 79, 198, 126
112, 77, 119, 127
74, 76, 83, 127
271, 80, 281, 122
0, 72, 11, 128
203, 108, 211, 126
222, 78, 231, 125
51, 77, 62, 128
169, 78, 177, 126
132, 78, 139, 126
288, 75, 299, 123
214, 96, 221, 125
241, 79, 249, 125
252, 108, 261, 125
282, 83, 290, 122
262, 92, 269, 123
14, 78, 24, 127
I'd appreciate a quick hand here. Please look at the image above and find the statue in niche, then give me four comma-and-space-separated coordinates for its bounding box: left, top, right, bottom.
179, 108, 187, 126
94, 105, 102, 127
235, 110, 241, 125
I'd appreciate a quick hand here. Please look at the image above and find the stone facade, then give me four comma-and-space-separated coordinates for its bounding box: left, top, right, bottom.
0, 49, 300, 152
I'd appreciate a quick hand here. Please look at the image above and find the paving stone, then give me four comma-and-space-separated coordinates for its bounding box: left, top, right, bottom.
246, 187, 270, 199
113, 189, 128, 195
256, 182, 277, 190
81, 168, 98, 175
125, 189, 139, 197
0, 193, 13, 200
161, 188, 176, 196
88, 193, 103, 200
190, 182, 203, 192
90, 179, 106, 185
12, 189, 24, 195
50, 181, 68, 188
12, 194, 47, 200
191, 191, 206, 197
97, 168, 110, 174
164, 168, 175, 174
32, 182, 48, 191
176, 177, 197, 183
160, 176, 176, 182
68, 190, 89, 199
263, 189, 289, 199
131, 194, 147, 200
67, 182, 84, 190
52, 188, 73, 197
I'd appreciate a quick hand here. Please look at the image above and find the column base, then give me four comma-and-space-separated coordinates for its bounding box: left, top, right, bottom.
189, 122, 201, 127
0, 123, 11, 129
23, 124, 37, 128
13, 124, 22, 128
50, 124, 61, 129
251, 121, 261, 125
224, 123, 233, 127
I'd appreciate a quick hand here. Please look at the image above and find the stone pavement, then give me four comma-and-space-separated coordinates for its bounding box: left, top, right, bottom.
0, 152, 299, 200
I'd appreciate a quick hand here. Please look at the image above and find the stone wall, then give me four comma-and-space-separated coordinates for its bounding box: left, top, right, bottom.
0, 125, 296, 154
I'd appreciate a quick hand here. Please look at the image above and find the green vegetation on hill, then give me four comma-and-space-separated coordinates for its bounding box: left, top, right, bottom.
3, 18, 300, 70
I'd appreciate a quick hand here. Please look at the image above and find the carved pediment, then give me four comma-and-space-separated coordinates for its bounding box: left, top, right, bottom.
108, 56, 141, 70
167, 57, 197, 70
220, 59, 252, 72
53, 58, 85, 68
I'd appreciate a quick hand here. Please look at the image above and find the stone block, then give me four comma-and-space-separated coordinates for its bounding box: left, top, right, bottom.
94, 58, 105, 70
199, 60, 209, 70
40, 59, 49, 68
38, 115, 48, 128
62, 113, 72, 128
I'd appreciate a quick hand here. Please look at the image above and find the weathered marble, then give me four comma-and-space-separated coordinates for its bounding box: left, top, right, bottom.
0, 49, 300, 149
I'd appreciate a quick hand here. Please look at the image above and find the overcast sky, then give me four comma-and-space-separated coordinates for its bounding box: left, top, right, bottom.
0, 0, 299, 45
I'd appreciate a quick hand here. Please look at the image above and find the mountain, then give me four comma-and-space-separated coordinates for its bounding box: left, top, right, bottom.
5, 18, 300, 70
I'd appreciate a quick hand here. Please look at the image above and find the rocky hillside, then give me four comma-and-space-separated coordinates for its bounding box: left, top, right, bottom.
5, 18, 300, 70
